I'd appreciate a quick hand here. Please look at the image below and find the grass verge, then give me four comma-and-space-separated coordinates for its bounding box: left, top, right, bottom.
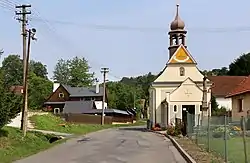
197, 136, 250, 163
30, 113, 146, 135
0, 127, 60, 163
174, 137, 224, 163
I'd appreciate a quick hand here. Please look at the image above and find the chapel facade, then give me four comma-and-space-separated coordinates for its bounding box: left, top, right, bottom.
149, 4, 212, 127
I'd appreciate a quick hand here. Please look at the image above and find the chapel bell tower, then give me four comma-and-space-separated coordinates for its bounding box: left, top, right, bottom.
168, 4, 187, 59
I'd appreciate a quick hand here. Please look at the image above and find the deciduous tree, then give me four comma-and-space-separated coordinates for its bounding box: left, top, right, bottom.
28, 72, 53, 109
1, 55, 23, 87
29, 60, 48, 79
228, 53, 250, 76
53, 57, 94, 87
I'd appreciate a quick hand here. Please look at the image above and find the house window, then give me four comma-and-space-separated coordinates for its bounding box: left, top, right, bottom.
238, 99, 243, 112
200, 105, 202, 111
174, 105, 177, 112
58, 93, 64, 98
180, 67, 185, 76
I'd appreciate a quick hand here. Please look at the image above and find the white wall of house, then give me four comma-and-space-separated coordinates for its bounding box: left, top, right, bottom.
94, 101, 107, 110
216, 97, 232, 111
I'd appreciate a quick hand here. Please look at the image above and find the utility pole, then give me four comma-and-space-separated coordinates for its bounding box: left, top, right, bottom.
201, 75, 208, 126
101, 67, 109, 125
15, 4, 31, 131
21, 28, 36, 137
133, 92, 136, 109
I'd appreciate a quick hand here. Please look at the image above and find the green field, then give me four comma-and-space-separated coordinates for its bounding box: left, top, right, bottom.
197, 136, 250, 163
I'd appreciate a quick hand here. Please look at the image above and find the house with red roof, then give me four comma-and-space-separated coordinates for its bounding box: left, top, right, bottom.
208, 76, 246, 111
225, 76, 250, 119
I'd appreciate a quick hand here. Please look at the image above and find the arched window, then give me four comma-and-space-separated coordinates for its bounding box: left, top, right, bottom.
180, 67, 185, 76
174, 105, 177, 112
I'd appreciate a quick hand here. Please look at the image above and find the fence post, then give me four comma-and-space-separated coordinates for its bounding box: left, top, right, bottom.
224, 115, 228, 163
207, 114, 211, 152
196, 114, 200, 145
242, 116, 248, 163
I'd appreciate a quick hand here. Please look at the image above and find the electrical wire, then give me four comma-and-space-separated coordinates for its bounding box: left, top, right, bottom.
29, 17, 250, 33
2, 0, 250, 80
0, 0, 122, 80
2, 0, 250, 34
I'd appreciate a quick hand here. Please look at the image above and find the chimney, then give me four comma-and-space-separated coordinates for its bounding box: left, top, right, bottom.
53, 83, 60, 92
95, 78, 99, 94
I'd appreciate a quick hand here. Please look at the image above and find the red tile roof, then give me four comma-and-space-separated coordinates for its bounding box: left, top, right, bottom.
226, 76, 250, 97
208, 76, 246, 97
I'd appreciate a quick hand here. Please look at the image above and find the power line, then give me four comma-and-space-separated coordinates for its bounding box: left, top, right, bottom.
30, 17, 250, 34
0, 0, 123, 81
2, 2, 250, 34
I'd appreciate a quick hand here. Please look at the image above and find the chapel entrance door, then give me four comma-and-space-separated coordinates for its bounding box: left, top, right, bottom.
182, 105, 195, 136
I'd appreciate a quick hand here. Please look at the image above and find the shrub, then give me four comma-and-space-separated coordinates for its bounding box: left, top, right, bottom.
212, 126, 230, 138
166, 123, 182, 136
152, 123, 162, 131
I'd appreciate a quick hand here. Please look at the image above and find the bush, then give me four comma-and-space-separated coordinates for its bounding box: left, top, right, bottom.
166, 123, 182, 136
212, 126, 230, 139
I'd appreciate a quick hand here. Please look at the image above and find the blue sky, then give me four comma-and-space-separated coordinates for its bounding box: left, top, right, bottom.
1, 0, 250, 81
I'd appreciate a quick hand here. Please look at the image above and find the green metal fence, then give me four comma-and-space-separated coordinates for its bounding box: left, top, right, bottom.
187, 113, 250, 163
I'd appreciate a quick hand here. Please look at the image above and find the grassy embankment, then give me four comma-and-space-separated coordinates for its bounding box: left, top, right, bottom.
0, 127, 60, 163
30, 113, 146, 134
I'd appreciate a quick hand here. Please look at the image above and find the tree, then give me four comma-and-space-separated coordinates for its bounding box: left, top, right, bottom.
106, 82, 144, 110
1, 55, 23, 87
69, 56, 94, 87
0, 70, 22, 129
29, 60, 48, 79
201, 67, 228, 76
120, 72, 156, 117
28, 72, 53, 109
228, 53, 250, 76
53, 57, 94, 87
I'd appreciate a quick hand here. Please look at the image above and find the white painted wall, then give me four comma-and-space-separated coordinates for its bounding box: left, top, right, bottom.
95, 101, 107, 110
216, 97, 232, 111
149, 64, 212, 126
154, 64, 205, 82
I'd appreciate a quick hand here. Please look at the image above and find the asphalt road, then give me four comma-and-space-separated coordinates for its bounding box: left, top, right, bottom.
15, 127, 186, 163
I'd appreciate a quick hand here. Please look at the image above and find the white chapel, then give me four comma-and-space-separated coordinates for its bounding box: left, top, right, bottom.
149, 4, 212, 127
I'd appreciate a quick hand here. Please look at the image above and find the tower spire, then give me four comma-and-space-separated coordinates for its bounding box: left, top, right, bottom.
168, 3, 187, 60
170, 4, 185, 30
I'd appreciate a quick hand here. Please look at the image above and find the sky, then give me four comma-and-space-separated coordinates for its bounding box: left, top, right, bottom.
1, 0, 250, 81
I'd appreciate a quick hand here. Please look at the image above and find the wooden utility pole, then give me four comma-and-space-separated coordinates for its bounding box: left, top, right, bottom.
21, 28, 36, 137
15, 4, 31, 132
101, 67, 109, 125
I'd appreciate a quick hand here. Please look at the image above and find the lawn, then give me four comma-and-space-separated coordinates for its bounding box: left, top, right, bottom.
197, 136, 250, 163
30, 113, 146, 135
0, 127, 60, 163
